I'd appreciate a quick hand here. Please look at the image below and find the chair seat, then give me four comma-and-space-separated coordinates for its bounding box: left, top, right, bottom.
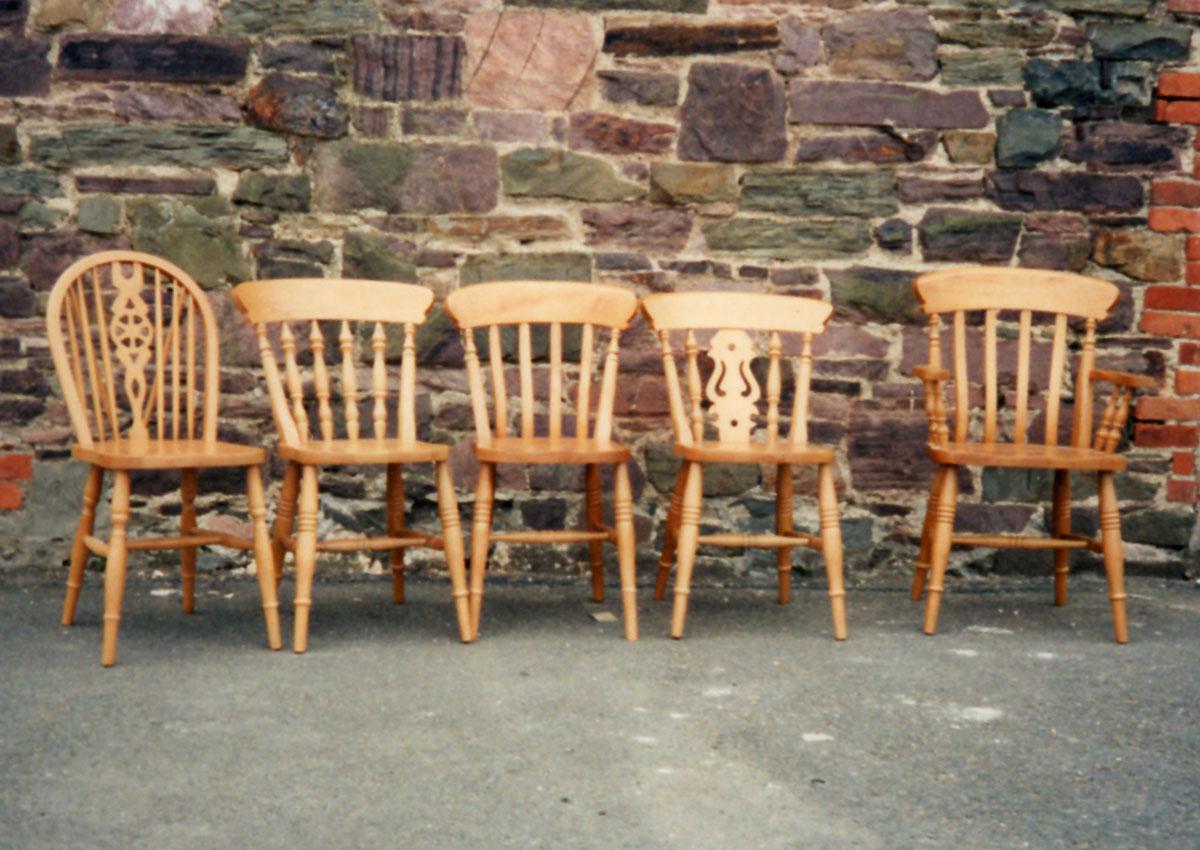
473, 436, 631, 465
928, 441, 1126, 472
278, 439, 449, 465
73, 439, 267, 470
675, 440, 836, 465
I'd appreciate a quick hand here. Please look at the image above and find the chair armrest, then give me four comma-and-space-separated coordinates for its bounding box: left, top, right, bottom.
1089, 369, 1158, 391
913, 365, 950, 383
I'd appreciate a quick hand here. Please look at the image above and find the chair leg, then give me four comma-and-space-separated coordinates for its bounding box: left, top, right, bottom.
436, 460, 473, 644
100, 471, 132, 668
911, 465, 946, 601
272, 462, 299, 589
1098, 472, 1129, 644
468, 462, 495, 640
922, 465, 958, 636
292, 465, 319, 654
817, 463, 847, 640
585, 463, 604, 603
1052, 469, 1071, 607
654, 461, 688, 601
670, 462, 703, 639
62, 465, 103, 626
775, 463, 794, 605
386, 464, 406, 605
246, 465, 282, 651
613, 462, 638, 641
180, 468, 198, 614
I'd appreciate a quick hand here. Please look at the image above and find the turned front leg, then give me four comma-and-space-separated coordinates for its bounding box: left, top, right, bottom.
670, 462, 704, 639
817, 464, 846, 640
922, 465, 958, 636
468, 462, 495, 639
613, 462, 638, 641
100, 471, 132, 668
292, 465, 319, 654
435, 461, 472, 643
1098, 472, 1129, 644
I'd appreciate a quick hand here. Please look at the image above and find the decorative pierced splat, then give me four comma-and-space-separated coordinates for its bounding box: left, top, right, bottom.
109, 262, 154, 444
706, 329, 761, 443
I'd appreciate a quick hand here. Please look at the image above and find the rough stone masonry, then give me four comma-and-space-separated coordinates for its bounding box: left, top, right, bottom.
0, 0, 1198, 586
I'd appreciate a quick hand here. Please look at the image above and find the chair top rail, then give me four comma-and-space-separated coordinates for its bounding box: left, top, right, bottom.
232, 279, 434, 325
444, 281, 638, 330
641, 292, 833, 334
914, 267, 1118, 320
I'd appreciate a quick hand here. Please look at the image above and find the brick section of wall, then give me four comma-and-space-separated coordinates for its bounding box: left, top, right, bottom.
0, 452, 33, 510
0, 0, 1198, 577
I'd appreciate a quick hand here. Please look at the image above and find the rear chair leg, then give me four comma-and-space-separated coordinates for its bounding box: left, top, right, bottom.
585, 464, 605, 603
386, 464, 406, 604
272, 462, 300, 589
1052, 469, 1071, 607
775, 464, 794, 605
1098, 472, 1129, 644
180, 468, 198, 614
654, 461, 688, 601
922, 465, 958, 636
62, 465, 103, 626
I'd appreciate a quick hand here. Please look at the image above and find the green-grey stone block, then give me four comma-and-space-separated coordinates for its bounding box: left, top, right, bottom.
827, 266, 922, 324
30, 125, 289, 169
220, 0, 379, 35
128, 198, 249, 289
460, 252, 592, 285
19, 201, 67, 229
996, 108, 1062, 169
342, 231, 417, 282
77, 196, 121, 235
234, 173, 310, 212
740, 170, 897, 217
1124, 510, 1193, 548
0, 168, 62, 198
703, 217, 871, 259
508, 0, 705, 10
1088, 23, 1192, 62
502, 148, 642, 203
940, 50, 1023, 87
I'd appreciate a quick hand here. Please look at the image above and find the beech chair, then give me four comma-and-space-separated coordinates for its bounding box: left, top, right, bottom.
641, 292, 847, 640
46, 251, 282, 667
909, 267, 1157, 643
444, 281, 640, 641
231, 279, 471, 652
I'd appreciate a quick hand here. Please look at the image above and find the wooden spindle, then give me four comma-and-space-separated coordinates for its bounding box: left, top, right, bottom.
399, 323, 416, 443
595, 328, 621, 444
371, 322, 387, 440
309, 322, 333, 444
686, 329, 702, 443
789, 333, 813, 447
1045, 313, 1067, 446
576, 323, 593, 440
154, 270, 164, 440
766, 331, 781, 443
983, 309, 997, 444
463, 330, 492, 444
489, 324, 508, 437
549, 322, 562, 440
1093, 386, 1121, 452
340, 320, 359, 441
255, 324, 300, 446
927, 315, 949, 447
280, 323, 310, 442
186, 296, 196, 439
1106, 388, 1133, 453
953, 310, 968, 443
70, 285, 105, 443
170, 283, 181, 440
518, 322, 533, 439
1014, 309, 1031, 444
1073, 318, 1097, 448
659, 330, 692, 447
92, 269, 121, 439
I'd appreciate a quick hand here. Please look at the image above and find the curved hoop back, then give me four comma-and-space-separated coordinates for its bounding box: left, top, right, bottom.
46, 251, 220, 450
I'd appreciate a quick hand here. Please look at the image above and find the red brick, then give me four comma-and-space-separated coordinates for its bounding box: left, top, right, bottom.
1137, 397, 1200, 421
1151, 179, 1200, 207
1177, 369, 1200, 393
1172, 451, 1195, 476
1168, 0, 1200, 13
1181, 342, 1200, 365
1188, 236, 1200, 261
1160, 71, 1200, 98
1135, 423, 1199, 447
1156, 100, 1200, 124
1189, 263, 1200, 286
1145, 286, 1200, 311
0, 453, 32, 480
0, 482, 21, 510
1148, 208, 1200, 233
1141, 311, 1200, 337
1166, 478, 1198, 503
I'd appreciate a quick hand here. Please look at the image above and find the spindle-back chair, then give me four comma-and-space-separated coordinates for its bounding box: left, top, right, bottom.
641, 292, 847, 640
444, 281, 640, 641
46, 251, 281, 666
232, 279, 471, 652
910, 267, 1157, 643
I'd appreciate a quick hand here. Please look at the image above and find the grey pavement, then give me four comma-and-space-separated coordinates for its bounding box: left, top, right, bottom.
1, 574, 1198, 850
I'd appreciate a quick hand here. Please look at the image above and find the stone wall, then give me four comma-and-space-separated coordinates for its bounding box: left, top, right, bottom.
1, 0, 1198, 584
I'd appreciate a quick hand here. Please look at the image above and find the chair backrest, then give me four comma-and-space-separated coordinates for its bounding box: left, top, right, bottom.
641, 292, 834, 447
912, 267, 1120, 449
231, 279, 434, 448
443, 281, 639, 446
46, 251, 220, 449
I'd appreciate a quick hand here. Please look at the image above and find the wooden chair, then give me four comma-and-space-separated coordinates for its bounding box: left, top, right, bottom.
46, 251, 282, 667
231, 279, 472, 652
641, 292, 847, 640
909, 267, 1157, 643
443, 281, 640, 641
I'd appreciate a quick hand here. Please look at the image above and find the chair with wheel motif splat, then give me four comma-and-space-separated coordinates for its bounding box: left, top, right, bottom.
909, 267, 1158, 643
46, 251, 282, 667
443, 281, 641, 641
231, 279, 472, 653
640, 291, 847, 640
